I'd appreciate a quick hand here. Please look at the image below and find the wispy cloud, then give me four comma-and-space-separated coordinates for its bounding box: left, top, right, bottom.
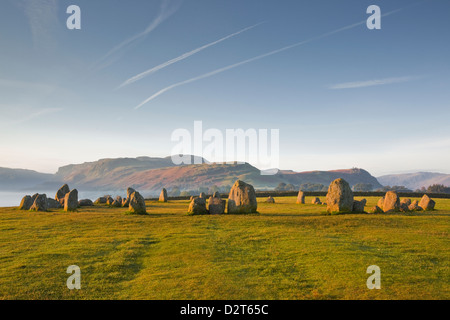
134, 6, 411, 109
0, 78, 56, 95
119, 22, 264, 89
95, 0, 182, 69
11, 108, 63, 124
330, 76, 420, 89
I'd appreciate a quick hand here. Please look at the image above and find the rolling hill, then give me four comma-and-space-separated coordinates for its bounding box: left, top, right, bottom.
377, 172, 450, 190
0, 156, 383, 195
0, 167, 53, 191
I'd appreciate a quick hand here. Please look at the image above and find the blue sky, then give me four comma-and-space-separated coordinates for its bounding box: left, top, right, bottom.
0, 0, 449, 175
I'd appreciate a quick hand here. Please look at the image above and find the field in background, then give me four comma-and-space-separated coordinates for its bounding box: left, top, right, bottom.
0, 196, 448, 300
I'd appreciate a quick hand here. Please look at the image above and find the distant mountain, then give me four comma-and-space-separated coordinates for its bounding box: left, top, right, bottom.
277, 168, 382, 189
377, 172, 450, 190
0, 156, 383, 195
0, 167, 53, 191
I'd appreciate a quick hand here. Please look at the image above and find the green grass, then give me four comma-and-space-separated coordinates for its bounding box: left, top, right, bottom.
0, 196, 448, 300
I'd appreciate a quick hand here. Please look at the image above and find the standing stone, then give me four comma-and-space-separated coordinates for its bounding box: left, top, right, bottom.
312, 197, 322, 205
94, 197, 107, 205
129, 191, 147, 214
418, 195, 435, 211
111, 199, 121, 207
227, 180, 258, 214
383, 191, 400, 213
127, 188, 136, 199
399, 203, 410, 212
19, 195, 33, 210
189, 196, 194, 201
159, 188, 168, 202
188, 197, 208, 215
30, 194, 48, 212
212, 191, 220, 198
377, 197, 385, 210
122, 198, 129, 207
369, 206, 383, 214
326, 178, 354, 214
199, 192, 207, 199
353, 199, 367, 213
400, 199, 412, 207
208, 196, 225, 215
47, 198, 62, 209
266, 196, 275, 203
55, 184, 70, 206
79, 199, 94, 207
106, 196, 114, 205
296, 191, 305, 204
409, 200, 423, 212
64, 189, 78, 212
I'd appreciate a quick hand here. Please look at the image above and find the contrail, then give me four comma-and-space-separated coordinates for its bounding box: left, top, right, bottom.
134, 4, 420, 110
119, 22, 264, 89
94, 0, 181, 69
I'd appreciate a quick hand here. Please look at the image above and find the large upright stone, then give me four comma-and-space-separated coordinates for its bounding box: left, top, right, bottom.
383, 191, 400, 213
227, 180, 258, 214
19, 195, 33, 210
94, 197, 107, 205
377, 197, 385, 210
199, 192, 207, 199
64, 189, 78, 212
79, 199, 94, 207
159, 188, 168, 202
30, 194, 48, 212
312, 197, 322, 205
121, 198, 129, 207
208, 196, 225, 215
129, 191, 147, 214
188, 197, 208, 215
47, 198, 62, 209
127, 187, 136, 199
418, 195, 435, 211
106, 196, 114, 205
266, 196, 275, 203
326, 178, 354, 214
296, 191, 305, 204
409, 200, 422, 212
55, 184, 70, 206
353, 199, 367, 213
400, 199, 412, 207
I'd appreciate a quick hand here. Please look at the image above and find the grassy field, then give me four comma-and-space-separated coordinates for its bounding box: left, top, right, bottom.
0, 196, 448, 300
